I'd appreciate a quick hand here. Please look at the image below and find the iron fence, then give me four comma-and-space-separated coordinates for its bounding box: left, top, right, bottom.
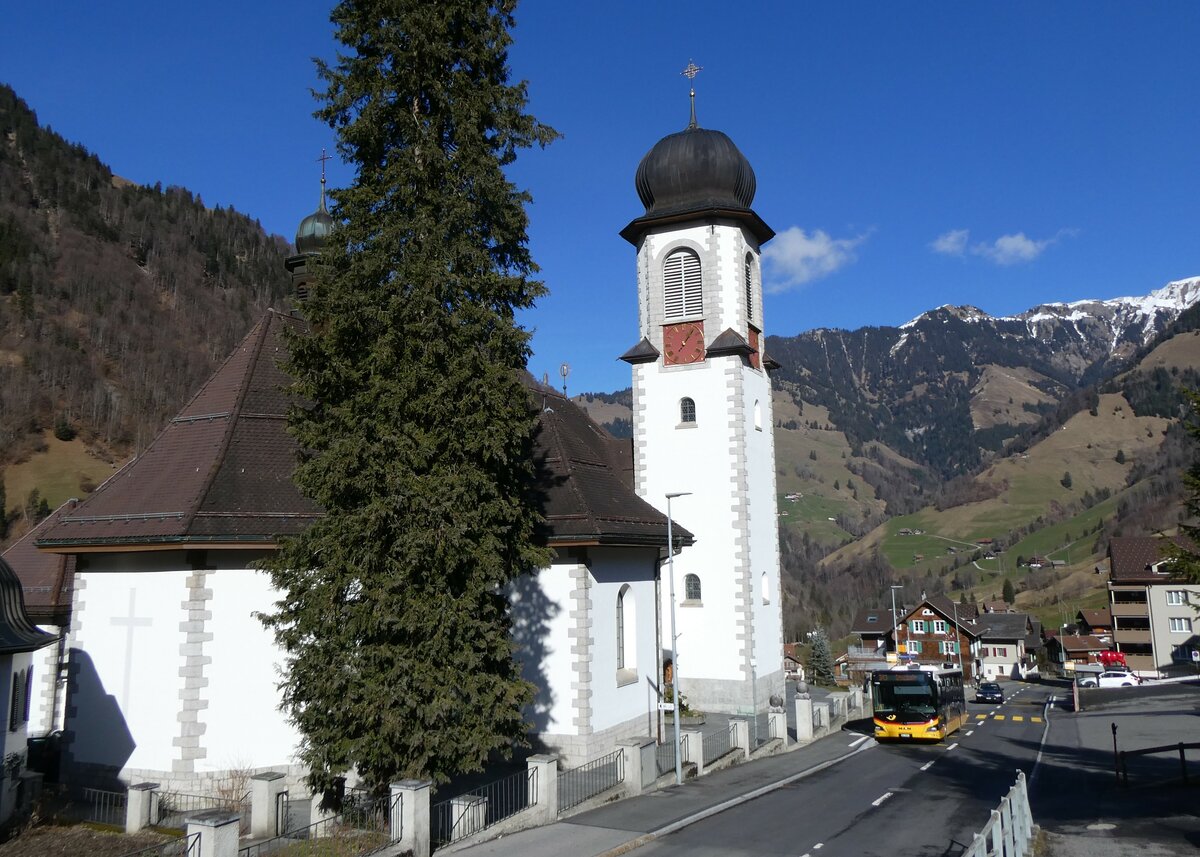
153, 790, 251, 835
655, 739, 676, 776
767, 714, 779, 740
81, 786, 127, 827
118, 832, 200, 857
430, 767, 537, 850
237, 792, 399, 857
558, 750, 624, 813
813, 705, 825, 730
702, 724, 735, 766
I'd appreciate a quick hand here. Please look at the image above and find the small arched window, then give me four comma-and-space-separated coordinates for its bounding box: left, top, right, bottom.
664, 249, 703, 319
753, 399, 762, 431
617, 584, 636, 672
680, 397, 696, 424
761, 571, 771, 605
684, 574, 702, 602
744, 252, 755, 323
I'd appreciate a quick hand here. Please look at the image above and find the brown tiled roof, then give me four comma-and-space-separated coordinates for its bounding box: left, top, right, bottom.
975, 612, 1032, 641
850, 607, 903, 636
1108, 537, 1175, 582
929, 595, 978, 622
1077, 609, 1111, 629
1059, 634, 1109, 654
1, 503, 76, 624
38, 311, 684, 553
38, 311, 319, 549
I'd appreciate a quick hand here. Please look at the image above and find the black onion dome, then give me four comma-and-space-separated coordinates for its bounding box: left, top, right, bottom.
635, 126, 756, 217
295, 194, 334, 255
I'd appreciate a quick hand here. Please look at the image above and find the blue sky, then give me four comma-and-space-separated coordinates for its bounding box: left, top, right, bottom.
4, 2, 1198, 394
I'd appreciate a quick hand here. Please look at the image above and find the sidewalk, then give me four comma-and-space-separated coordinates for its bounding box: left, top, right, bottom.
445, 725, 873, 857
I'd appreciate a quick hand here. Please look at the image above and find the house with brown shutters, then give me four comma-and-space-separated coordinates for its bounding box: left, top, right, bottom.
892, 597, 978, 681
23, 305, 695, 791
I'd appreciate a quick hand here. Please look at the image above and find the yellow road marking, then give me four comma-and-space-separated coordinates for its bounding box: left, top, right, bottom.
975, 714, 987, 719
1012, 715, 1024, 722
994, 715, 1005, 721
1031, 717, 1042, 723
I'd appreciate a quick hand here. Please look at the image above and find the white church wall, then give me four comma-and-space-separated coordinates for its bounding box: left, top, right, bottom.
67, 567, 190, 775
512, 560, 575, 737
201, 568, 300, 774
30, 628, 61, 736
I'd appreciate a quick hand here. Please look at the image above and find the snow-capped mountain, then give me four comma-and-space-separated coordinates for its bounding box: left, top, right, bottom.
767, 277, 1200, 478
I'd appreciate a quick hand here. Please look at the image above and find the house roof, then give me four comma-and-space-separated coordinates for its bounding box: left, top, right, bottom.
1108, 537, 1178, 582
0, 557, 58, 654
929, 595, 978, 622
1057, 634, 1109, 654
975, 612, 1033, 641
850, 607, 903, 636
1, 503, 77, 624
1077, 609, 1112, 628
36, 310, 688, 553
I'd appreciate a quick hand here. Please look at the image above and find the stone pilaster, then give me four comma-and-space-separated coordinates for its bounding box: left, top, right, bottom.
568, 563, 593, 736
173, 571, 213, 774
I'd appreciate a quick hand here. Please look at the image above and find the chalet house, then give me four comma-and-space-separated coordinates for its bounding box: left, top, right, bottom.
1075, 609, 1113, 638
1108, 537, 1200, 676
893, 597, 979, 681
1045, 634, 1111, 670
973, 612, 1038, 680
0, 557, 58, 825
843, 607, 903, 685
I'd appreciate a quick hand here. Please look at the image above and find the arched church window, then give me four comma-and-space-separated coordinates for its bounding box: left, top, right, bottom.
753, 399, 762, 431
617, 585, 636, 672
684, 573, 702, 602
761, 571, 771, 605
680, 397, 696, 424
664, 249, 702, 319
744, 252, 755, 323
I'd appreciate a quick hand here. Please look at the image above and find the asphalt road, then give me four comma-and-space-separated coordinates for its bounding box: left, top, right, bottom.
630, 683, 1056, 857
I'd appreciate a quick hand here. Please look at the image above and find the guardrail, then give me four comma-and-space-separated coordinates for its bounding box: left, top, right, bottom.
702, 724, 736, 766
558, 749, 624, 813
430, 767, 537, 850
82, 787, 127, 827
1118, 741, 1200, 787
962, 771, 1034, 857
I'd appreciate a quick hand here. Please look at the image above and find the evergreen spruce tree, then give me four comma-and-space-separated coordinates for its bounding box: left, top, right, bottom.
1001, 577, 1016, 604
261, 0, 557, 796
807, 628, 835, 685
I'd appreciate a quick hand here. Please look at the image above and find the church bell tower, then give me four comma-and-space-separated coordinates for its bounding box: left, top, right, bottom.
619, 81, 785, 715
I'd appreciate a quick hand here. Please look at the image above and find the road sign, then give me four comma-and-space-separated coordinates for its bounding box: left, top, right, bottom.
657, 702, 675, 711
1191, 649, 1199, 662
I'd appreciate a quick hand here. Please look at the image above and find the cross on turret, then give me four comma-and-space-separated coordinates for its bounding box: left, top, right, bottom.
681, 60, 703, 128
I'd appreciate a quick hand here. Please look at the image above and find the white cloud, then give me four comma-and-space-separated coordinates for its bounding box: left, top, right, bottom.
930, 229, 969, 257
763, 226, 869, 293
971, 232, 1055, 265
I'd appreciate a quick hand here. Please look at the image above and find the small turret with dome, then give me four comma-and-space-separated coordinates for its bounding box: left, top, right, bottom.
285, 150, 336, 304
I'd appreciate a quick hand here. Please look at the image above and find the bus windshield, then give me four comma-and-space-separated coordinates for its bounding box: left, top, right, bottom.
874, 676, 939, 723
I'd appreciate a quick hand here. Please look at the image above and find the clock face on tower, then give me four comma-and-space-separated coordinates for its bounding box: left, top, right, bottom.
663, 321, 705, 365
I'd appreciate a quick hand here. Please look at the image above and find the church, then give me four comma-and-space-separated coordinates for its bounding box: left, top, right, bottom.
19, 102, 785, 791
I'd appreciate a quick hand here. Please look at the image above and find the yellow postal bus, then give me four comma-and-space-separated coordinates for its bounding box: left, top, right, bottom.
871, 664, 966, 742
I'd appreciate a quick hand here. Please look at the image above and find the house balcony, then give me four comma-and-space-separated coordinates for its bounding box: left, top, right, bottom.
847, 646, 888, 660
1112, 629, 1151, 645
1110, 602, 1149, 618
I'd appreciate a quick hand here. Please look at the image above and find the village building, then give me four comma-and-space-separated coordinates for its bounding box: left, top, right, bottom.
17, 106, 784, 791
1075, 608, 1113, 638
972, 612, 1040, 681
892, 597, 977, 680
1108, 536, 1200, 676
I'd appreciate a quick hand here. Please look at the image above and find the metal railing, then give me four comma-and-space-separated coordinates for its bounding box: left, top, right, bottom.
81, 786, 127, 827
118, 832, 200, 857
655, 739, 676, 776
154, 790, 251, 836
558, 750, 624, 813
430, 767, 537, 850
1118, 741, 1200, 787
767, 714, 779, 740
813, 705, 825, 729
238, 792, 400, 857
962, 771, 1034, 857
702, 724, 735, 766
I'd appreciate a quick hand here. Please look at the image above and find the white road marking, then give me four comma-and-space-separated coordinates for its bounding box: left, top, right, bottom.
1030, 695, 1053, 787
965, 730, 974, 736
872, 792, 893, 807
947, 742, 959, 751
849, 735, 869, 748
813, 845, 824, 850
920, 760, 934, 771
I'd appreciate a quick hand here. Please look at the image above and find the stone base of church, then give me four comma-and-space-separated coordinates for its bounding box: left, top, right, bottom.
62, 758, 314, 800
680, 668, 786, 715
535, 709, 657, 769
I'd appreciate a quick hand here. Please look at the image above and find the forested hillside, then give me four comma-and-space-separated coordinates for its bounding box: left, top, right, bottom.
0, 84, 290, 470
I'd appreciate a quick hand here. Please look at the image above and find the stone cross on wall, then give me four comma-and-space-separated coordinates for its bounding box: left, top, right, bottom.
110, 588, 152, 712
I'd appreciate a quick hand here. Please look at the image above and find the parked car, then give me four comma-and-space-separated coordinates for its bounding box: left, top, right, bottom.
975, 682, 1004, 703
1079, 670, 1140, 688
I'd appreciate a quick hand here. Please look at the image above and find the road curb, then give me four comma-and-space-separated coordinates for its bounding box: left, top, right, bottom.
590, 738, 877, 857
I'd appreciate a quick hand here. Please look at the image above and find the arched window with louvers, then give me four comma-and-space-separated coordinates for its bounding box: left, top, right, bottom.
663, 249, 703, 320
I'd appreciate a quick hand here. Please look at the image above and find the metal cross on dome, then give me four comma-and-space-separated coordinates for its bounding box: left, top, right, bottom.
681, 61, 703, 128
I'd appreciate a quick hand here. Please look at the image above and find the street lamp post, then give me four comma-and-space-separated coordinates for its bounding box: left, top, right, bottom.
665, 491, 691, 786
889, 585, 904, 657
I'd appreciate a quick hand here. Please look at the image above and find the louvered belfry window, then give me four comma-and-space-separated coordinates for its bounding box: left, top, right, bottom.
744, 253, 754, 323
663, 249, 702, 319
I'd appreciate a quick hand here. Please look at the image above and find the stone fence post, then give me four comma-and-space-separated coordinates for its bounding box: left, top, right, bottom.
124, 782, 158, 834
768, 710, 788, 746
186, 809, 240, 857
681, 729, 704, 776
729, 718, 751, 760
249, 771, 287, 839
794, 695, 814, 742
391, 779, 431, 857
310, 791, 337, 838
525, 754, 558, 826
618, 737, 657, 795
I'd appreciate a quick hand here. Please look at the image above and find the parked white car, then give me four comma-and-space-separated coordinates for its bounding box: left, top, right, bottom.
1079, 670, 1140, 688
